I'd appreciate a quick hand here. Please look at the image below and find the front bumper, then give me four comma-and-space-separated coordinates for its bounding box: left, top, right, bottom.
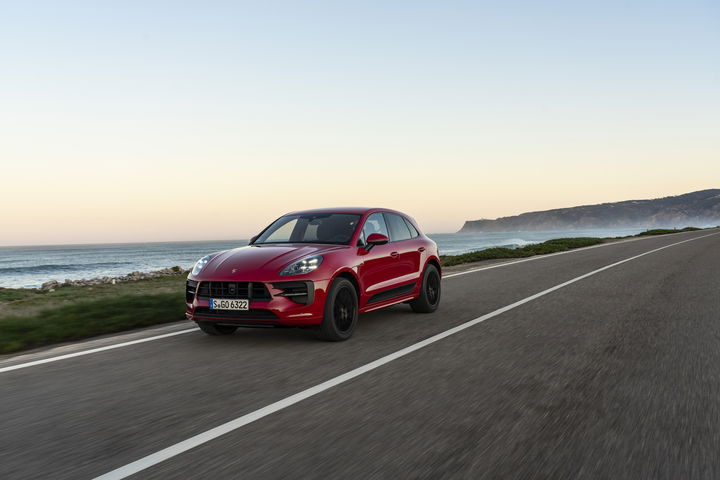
185, 279, 329, 327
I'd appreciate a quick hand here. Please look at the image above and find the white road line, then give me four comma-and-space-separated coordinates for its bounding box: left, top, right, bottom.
0, 328, 198, 374
94, 231, 719, 480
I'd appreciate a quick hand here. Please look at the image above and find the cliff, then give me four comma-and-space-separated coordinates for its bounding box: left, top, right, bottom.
460, 189, 720, 232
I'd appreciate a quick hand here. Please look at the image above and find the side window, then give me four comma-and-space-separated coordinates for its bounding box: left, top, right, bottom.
404, 217, 419, 238
384, 213, 412, 242
361, 212, 389, 244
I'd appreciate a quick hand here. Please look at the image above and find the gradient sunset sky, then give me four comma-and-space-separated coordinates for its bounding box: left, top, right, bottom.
1, 1, 718, 246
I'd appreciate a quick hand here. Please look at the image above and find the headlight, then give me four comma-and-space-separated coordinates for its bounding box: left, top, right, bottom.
192, 255, 211, 276
280, 255, 323, 276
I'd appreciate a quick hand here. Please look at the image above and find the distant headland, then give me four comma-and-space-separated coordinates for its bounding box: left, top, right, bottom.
460, 189, 720, 232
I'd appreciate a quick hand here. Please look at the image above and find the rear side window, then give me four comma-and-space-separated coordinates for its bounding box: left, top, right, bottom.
404, 217, 419, 238
384, 213, 412, 242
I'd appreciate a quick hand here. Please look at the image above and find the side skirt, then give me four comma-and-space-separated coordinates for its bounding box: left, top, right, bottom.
360, 294, 418, 313
366, 282, 417, 305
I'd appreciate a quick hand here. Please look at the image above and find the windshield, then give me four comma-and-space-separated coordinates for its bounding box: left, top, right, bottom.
254, 213, 362, 245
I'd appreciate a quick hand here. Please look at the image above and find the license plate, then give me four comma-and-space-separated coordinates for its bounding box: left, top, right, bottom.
209, 299, 249, 310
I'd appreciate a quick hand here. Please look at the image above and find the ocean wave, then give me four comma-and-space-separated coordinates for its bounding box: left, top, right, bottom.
504, 238, 534, 245
0, 262, 133, 275
496, 238, 537, 249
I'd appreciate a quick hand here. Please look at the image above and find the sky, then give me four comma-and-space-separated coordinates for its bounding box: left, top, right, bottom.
1, 0, 718, 245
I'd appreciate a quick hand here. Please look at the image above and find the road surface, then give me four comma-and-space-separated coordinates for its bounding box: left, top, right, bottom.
1, 228, 719, 479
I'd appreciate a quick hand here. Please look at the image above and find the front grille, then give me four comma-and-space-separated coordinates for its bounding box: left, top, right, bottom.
193, 307, 279, 320
197, 282, 271, 302
186, 280, 198, 303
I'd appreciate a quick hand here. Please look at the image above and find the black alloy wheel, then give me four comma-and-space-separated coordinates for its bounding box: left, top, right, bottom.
317, 278, 358, 341
425, 269, 440, 305
333, 287, 356, 333
410, 264, 441, 313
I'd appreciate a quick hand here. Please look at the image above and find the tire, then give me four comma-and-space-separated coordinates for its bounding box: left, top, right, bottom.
316, 278, 358, 341
198, 322, 238, 336
410, 264, 441, 313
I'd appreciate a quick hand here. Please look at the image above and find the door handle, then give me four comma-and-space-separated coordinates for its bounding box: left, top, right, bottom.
390, 251, 400, 259
417, 247, 425, 252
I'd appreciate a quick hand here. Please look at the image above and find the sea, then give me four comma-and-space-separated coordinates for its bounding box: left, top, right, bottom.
0, 227, 648, 289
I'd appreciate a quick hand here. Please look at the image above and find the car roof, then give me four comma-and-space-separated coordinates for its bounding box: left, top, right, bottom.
284, 207, 407, 216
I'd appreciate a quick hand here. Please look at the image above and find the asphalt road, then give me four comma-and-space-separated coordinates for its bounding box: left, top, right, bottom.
1, 229, 719, 479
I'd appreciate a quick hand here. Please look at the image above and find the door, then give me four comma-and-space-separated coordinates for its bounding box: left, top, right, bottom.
382, 212, 422, 283
356, 212, 402, 300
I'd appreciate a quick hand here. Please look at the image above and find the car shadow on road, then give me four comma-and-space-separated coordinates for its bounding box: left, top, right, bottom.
193, 304, 425, 345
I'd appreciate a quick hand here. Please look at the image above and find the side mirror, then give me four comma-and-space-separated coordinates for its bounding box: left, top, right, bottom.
364, 233, 389, 251
249, 235, 259, 245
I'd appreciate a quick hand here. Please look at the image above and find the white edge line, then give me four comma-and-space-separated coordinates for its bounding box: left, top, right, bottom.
1, 229, 713, 374
94, 231, 719, 480
0, 328, 198, 374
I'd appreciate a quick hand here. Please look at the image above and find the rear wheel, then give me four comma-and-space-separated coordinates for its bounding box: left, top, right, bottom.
316, 278, 358, 341
198, 322, 238, 335
410, 264, 441, 313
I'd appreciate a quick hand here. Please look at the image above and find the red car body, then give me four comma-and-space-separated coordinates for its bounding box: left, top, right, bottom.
185, 207, 441, 335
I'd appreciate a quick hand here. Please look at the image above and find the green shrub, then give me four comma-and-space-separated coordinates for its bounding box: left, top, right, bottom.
637, 227, 701, 236
441, 237, 604, 267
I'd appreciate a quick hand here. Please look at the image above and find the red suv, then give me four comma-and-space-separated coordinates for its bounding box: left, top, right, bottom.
186, 208, 441, 341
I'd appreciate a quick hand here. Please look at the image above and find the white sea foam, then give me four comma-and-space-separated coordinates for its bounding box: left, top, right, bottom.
501, 238, 536, 248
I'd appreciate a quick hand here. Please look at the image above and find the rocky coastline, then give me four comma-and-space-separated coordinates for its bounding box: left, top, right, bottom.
39, 266, 190, 291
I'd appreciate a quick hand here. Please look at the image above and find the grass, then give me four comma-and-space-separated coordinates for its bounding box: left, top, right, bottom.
0, 293, 185, 354
0, 288, 46, 303
0, 226, 711, 355
440, 237, 604, 267
440, 226, 710, 267
636, 227, 702, 236
0, 276, 187, 354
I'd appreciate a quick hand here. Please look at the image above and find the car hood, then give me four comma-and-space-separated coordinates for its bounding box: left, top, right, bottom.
198, 244, 345, 279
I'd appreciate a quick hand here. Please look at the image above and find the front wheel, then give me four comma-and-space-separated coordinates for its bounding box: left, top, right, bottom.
198, 322, 238, 335
316, 278, 358, 341
410, 264, 441, 313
